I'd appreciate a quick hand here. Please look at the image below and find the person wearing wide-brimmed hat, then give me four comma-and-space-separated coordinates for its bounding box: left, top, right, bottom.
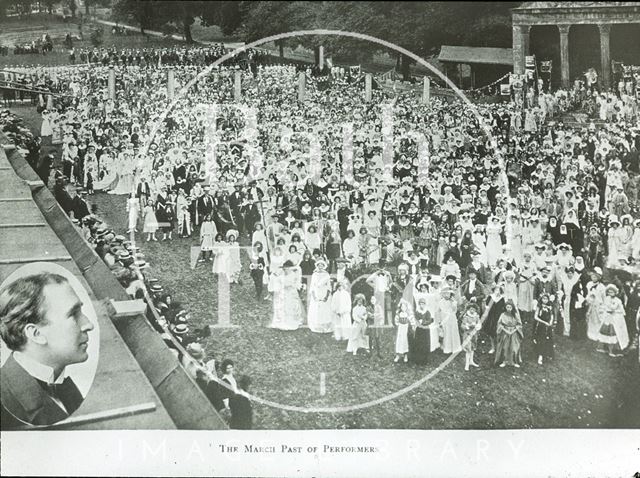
269, 260, 303, 331
307, 258, 333, 334
437, 286, 461, 355
595, 283, 630, 357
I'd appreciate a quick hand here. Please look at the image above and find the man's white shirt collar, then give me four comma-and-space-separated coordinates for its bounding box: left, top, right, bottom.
13, 351, 67, 385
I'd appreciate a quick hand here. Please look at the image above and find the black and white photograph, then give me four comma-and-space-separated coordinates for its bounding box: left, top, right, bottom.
1, 1, 639, 476
0, 262, 100, 428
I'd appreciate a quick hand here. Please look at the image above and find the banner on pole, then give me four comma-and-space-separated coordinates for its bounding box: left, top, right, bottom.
525, 55, 535, 68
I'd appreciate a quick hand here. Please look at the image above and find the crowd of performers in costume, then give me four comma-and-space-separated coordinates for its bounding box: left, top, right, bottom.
32, 58, 639, 369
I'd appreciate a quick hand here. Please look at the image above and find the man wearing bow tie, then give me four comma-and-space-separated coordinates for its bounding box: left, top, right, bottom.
1, 273, 95, 428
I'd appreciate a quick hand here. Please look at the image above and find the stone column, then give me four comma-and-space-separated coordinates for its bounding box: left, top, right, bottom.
512, 25, 525, 75
365, 74, 372, 102
108, 67, 115, 100
522, 25, 531, 57
167, 69, 175, 100
298, 72, 305, 101
598, 23, 612, 90
558, 24, 571, 89
422, 76, 430, 105
233, 70, 242, 101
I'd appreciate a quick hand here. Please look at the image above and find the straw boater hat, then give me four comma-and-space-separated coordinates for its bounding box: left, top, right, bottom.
186, 342, 205, 360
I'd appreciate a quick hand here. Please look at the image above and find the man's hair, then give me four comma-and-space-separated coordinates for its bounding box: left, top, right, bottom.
0, 273, 68, 351
237, 375, 251, 392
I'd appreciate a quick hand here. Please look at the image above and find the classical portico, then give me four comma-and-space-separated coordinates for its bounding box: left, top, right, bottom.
512, 2, 640, 89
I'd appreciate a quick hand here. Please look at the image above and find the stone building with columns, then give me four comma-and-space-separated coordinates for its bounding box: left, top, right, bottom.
512, 2, 640, 89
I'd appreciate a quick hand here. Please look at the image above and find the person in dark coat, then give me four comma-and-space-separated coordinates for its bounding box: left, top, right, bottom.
569, 273, 590, 340
70, 189, 90, 221
229, 375, 253, 430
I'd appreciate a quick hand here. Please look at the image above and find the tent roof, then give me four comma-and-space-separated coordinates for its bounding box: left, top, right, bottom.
438, 45, 514, 66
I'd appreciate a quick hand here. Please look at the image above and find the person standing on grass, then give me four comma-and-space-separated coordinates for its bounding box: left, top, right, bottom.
393, 299, 413, 363
331, 280, 352, 341
347, 294, 369, 356
460, 302, 482, 371
533, 293, 555, 365
198, 214, 217, 263
495, 300, 524, 368
142, 198, 159, 242
438, 286, 461, 355
596, 284, 629, 357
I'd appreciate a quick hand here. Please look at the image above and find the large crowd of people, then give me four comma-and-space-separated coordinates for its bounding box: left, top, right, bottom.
4, 46, 640, 425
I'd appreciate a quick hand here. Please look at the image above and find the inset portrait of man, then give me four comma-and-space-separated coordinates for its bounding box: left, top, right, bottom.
0, 272, 96, 428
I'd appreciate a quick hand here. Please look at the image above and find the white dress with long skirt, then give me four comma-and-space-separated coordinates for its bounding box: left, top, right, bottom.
127, 197, 139, 232
346, 304, 369, 352
270, 269, 303, 330
307, 270, 333, 333
331, 289, 352, 340
486, 223, 503, 267
142, 205, 158, 234
438, 297, 461, 354
212, 242, 228, 275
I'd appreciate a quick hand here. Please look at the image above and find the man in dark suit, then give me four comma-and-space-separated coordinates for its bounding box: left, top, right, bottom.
136, 177, 151, 210
197, 186, 215, 227
69, 188, 90, 222
0, 272, 94, 428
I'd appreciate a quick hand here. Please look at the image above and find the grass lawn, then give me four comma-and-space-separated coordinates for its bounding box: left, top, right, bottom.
6, 87, 640, 431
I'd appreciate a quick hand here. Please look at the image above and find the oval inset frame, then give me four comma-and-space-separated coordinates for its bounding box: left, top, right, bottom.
0, 262, 101, 428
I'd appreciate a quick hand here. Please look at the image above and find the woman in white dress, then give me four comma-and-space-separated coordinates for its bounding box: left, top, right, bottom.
93, 150, 118, 191
305, 224, 322, 253
438, 286, 461, 354
307, 259, 333, 333
486, 216, 503, 268
225, 230, 242, 284
331, 280, 352, 341
269, 260, 304, 330
342, 230, 359, 266
126, 193, 139, 233
40, 110, 53, 138
347, 294, 370, 355
472, 225, 488, 266
142, 199, 158, 241
109, 152, 135, 195
252, 223, 268, 248
212, 234, 228, 276
596, 284, 630, 356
